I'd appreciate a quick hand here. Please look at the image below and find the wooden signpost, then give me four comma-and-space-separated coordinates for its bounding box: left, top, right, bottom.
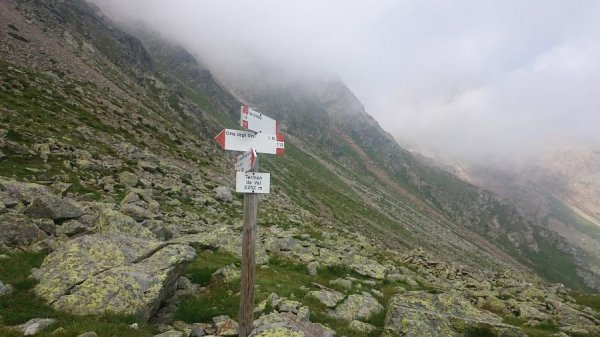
214, 107, 284, 337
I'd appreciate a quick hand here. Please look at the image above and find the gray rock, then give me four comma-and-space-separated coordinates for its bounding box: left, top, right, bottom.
25, 196, 83, 221
329, 292, 383, 321
382, 291, 525, 337
119, 171, 139, 188
191, 325, 205, 337
213, 186, 233, 202
349, 320, 377, 333
250, 312, 335, 337
306, 290, 345, 308
120, 203, 156, 221
56, 220, 90, 237
349, 255, 386, 280
153, 330, 183, 337
277, 299, 302, 314
213, 315, 238, 336
0, 213, 48, 249
212, 264, 240, 283
16, 318, 57, 336
33, 234, 195, 321
307, 261, 319, 276
94, 208, 155, 239
330, 278, 352, 289
0, 279, 14, 296
121, 191, 141, 204
77, 332, 98, 337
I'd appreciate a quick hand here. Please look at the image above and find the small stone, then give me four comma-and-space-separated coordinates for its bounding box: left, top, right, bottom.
0, 280, 14, 296
349, 320, 377, 333
213, 186, 233, 202
153, 330, 183, 337
330, 278, 352, 289
307, 261, 319, 276
191, 325, 205, 337
18, 318, 57, 336
77, 332, 98, 337
213, 315, 238, 336
306, 289, 345, 308
51, 327, 65, 335
129, 323, 139, 329
121, 191, 140, 204
212, 264, 240, 283
119, 171, 139, 188
297, 306, 310, 321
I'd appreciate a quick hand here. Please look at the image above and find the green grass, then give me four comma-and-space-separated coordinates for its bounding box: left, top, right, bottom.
176, 250, 415, 337
571, 291, 600, 311
464, 325, 495, 337
0, 252, 157, 336
185, 249, 239, 286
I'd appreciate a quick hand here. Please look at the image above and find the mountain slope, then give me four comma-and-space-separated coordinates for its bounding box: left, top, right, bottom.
187, 56, 598, 291
1, 1, 599, 336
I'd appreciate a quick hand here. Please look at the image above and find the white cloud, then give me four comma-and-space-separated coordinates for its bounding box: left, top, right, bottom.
92, 0, 600, 162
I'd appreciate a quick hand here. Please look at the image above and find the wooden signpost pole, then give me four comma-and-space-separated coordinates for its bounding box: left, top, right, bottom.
215, 106, 282, 337
239, 158, 258, 337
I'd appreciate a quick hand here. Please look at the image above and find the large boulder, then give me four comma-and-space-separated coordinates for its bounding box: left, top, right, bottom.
33, 234, 195, 320
250, 312, 335, 337
382, 291, 525, 337
0, 179, 51, 204
329, 292, 383, 321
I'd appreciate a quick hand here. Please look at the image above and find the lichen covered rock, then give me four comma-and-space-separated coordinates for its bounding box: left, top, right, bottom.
329, 292, 383, 321
33, 234, 195, 320
251, 312, 335, 337
382, 291, 525, 337
306, 289, 345, 308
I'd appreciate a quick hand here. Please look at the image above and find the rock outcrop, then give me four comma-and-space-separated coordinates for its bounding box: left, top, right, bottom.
32, 234, 195, 320
383, 291, 525, 337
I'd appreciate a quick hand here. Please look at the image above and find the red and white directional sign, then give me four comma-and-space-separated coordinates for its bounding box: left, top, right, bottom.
215, 129, 284, 156
241, 106, 279, 134
236, 172, 270, 193
235, 148, 257, 172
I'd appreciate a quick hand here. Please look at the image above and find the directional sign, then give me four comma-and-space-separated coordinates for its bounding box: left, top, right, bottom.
215, 129, 285, 156
236, 172, 270, 193
241, 105, 279, 134
235, 148, 257, 172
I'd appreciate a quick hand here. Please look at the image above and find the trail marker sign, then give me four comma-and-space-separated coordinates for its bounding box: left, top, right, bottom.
214, 129, 284, 156
241, 105, 279, 134
235, 148, 257, 173
236, 172, 270, 193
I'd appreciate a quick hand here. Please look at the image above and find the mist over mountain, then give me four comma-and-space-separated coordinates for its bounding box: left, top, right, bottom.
92, 0, 600, 164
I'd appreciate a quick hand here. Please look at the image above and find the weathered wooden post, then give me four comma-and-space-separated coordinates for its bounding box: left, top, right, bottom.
214, 106, 284, 337
239, 159, 258, 337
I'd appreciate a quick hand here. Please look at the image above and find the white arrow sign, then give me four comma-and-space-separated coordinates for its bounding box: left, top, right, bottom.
241, 105, 279, 134
236, 171, 270, 193
235, 148, 257, 172
215, 129, 284, 155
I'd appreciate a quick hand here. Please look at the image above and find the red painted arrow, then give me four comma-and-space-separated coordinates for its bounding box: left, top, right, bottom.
214, 129, 226, 149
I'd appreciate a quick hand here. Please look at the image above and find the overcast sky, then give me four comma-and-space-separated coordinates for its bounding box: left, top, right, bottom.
93, 0, 600, 163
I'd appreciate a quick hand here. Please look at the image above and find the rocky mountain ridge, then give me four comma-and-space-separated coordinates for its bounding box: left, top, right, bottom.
0, 0, 598, 336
